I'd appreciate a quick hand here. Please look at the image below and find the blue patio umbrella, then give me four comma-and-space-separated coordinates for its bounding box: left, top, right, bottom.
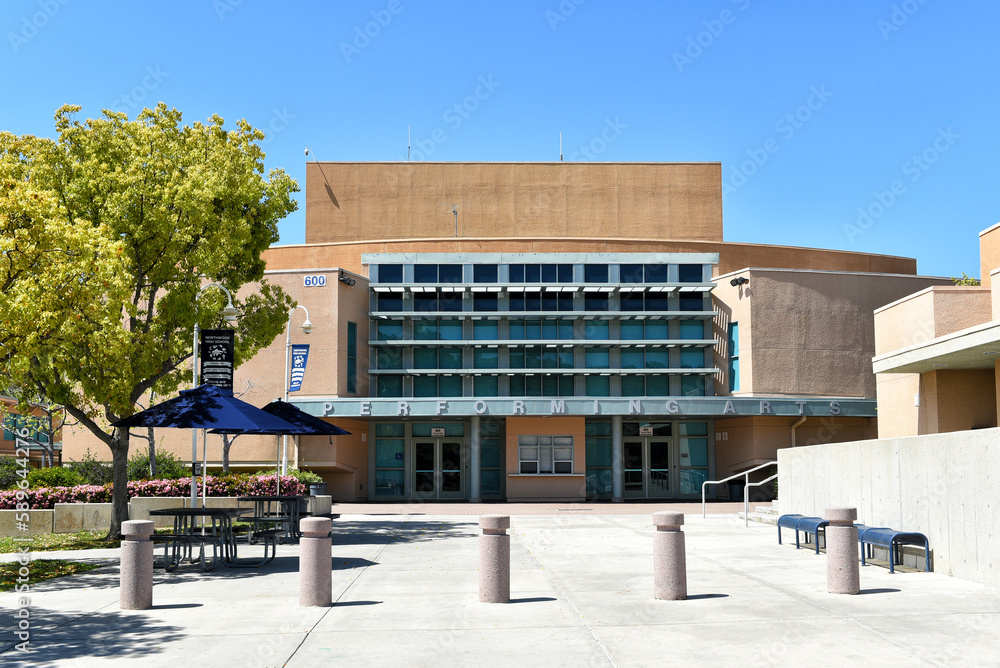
113, 384, 302, 502
210, 400, 351, 493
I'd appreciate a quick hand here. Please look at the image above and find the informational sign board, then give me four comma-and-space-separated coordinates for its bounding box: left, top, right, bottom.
288, 344, 310, 392
639, 426, 654, 436
430, 427, 446, 437
200, 329, 234, 394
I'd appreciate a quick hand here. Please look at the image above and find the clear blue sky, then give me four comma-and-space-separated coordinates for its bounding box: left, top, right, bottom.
3, 1, 996, 278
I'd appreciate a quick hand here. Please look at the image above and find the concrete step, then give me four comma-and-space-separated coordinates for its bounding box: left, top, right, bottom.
739, 511, 779, 526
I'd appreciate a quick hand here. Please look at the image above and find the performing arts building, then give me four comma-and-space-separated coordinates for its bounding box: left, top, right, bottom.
65, 161, 953, 503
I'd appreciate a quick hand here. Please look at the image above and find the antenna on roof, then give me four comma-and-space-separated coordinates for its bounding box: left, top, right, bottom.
559, 132, 563, 161
408, 126, 411, 161
437, 202, 467, 237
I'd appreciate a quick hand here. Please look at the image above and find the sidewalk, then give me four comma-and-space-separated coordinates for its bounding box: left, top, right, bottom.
2, 508, 999, 667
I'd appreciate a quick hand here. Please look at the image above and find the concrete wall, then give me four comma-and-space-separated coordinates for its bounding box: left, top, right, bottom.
304, 162, 724, 245
777, 427, 1000, 587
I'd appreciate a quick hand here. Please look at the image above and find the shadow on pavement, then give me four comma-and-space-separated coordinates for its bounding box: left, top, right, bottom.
0, 607, 185, 665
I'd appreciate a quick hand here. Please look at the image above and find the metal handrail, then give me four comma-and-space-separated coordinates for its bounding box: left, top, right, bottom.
701, 460, 777, 518
744, 473, 778, 527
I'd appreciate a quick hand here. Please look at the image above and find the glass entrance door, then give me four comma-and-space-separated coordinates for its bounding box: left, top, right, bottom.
413, 440, 465, 500
622, 439, 673, 499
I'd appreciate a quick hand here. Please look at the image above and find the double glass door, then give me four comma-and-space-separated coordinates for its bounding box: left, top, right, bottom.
623, 439, 672, 498
412, 440, 464, 499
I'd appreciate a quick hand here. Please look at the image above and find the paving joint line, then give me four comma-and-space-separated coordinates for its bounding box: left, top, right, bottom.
511, 519, 619, 668
281, 514, 413, 668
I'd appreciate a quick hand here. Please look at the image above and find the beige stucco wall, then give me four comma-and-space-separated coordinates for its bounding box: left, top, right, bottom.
875, 373, 920, 438
919, 370, 997, 434
777, 428, 1000, 587
305, 162, 724, 245
978, 222, 1000, 288
504, 416, 586, 501
874, 286, 992, 356
720, 269, 950, 399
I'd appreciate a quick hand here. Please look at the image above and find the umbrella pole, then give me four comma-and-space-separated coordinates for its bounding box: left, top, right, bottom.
276, 436, 281, 495
202, 430, 209, 508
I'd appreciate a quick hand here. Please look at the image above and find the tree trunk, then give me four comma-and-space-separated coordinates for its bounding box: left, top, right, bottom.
147, 427, 156, 478
107, 428, 130, 540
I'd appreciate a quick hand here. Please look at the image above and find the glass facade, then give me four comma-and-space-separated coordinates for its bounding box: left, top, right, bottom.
365, 253, 721, 501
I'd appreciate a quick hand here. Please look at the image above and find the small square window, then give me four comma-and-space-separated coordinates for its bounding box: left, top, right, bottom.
378, 264, 403, 283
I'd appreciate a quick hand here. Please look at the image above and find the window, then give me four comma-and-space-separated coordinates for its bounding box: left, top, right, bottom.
439, 264, 463, 283
412, 376, 463, 397
377, 348, 402, 370
473, 375, 499, 396
679, 294, 705, 311
377, 294, 403, 312
645, 264, 668, 282
473, 320, 498, 340
620, 293, 644, 311
620, 321, 644, 340
509, 346, 573, 369
377, 322, 403, 341
680, 349, 704, 369
473, 349, 498, 369
585, 348, 610, 369
438, 292, 463, 312
679, 320, 704, 340
518, 435, 573, 474
585, 421, 613, 499
378, 264, 403, 283
586, 375, 610, 396
619, 264, 643, 283
510, 375, 574, 396
473, 293, 498, 311
584, 320, 609, 340
584, 264, 609, 282
377, 375, 403, 397
347, 322, 357, 393
414, 264, 437, 282
728, 322, 740, 391
474, 265, 498, 283
414, 293, 438, 312
681, 376, 705, 396
678, 264, 703, 282
584, 292, 609, 311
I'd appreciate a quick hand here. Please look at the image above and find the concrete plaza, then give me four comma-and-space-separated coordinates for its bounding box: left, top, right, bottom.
2, 503, 999, 667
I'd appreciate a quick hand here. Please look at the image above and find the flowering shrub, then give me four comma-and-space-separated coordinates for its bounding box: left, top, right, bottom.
0, 474, 305, 509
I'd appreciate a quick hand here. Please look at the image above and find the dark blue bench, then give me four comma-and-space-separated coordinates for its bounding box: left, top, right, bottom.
857, 526, 931, 573
777, 514, 828, 554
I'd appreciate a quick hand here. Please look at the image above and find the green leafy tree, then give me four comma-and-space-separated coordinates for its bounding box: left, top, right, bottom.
952, 273, 981, 286
0, 104, 297, 538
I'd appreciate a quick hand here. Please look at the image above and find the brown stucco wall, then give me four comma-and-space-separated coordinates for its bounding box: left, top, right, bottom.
305, 162, 724, 245
504, 416, 586, 501
722, 269, 951, 399
262, 237, 918, 279
919, 369, 997, 434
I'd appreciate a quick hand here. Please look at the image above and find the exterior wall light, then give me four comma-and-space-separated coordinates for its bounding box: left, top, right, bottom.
730, 277, 749, 287
339, 275, 356, 286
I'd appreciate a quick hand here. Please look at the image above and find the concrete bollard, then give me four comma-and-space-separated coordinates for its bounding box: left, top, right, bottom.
120, 520, 155, 610
299, 517, 333, 607
479, 515, 510, 603
653, 511, 687, 600
826, 507, 860, 595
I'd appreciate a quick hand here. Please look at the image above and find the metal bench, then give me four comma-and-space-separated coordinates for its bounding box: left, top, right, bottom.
858, 527, 931, 573
777, 514, 828, 554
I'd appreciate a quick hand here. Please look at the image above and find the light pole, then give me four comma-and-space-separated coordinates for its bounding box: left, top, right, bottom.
282, 305, 312, 477
191, 283, 238, 507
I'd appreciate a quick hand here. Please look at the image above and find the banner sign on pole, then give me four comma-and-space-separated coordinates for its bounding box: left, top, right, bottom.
200, 329, 235, 394
289, 344, 310, 392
